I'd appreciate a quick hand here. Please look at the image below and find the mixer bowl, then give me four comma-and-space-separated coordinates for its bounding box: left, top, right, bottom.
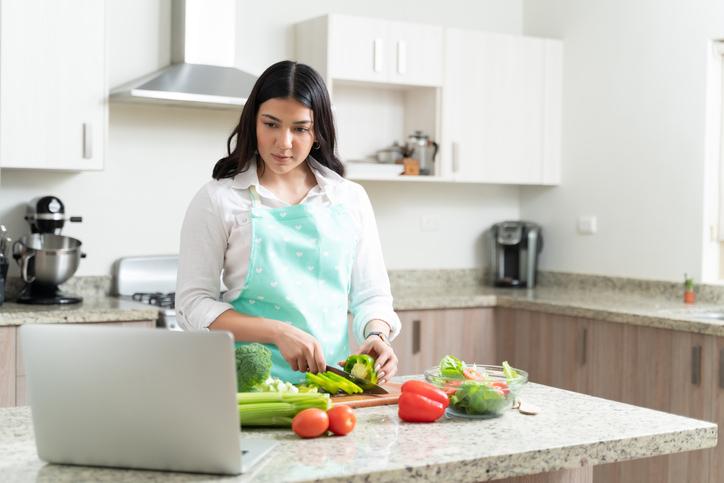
13, 234, 83, 285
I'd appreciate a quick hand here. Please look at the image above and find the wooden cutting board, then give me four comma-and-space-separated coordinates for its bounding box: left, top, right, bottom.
330, 382, 402, 408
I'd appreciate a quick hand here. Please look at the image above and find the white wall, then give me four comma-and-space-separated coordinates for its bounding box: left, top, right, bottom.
521, 0, 724, 282
0, 0, 523, 276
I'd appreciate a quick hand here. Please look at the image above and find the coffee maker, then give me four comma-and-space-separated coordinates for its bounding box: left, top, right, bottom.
12, 196, 85, 304
490, 221, 543, 288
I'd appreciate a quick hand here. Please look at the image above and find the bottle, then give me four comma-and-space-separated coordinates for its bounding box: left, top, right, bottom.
683, 273, 695, 304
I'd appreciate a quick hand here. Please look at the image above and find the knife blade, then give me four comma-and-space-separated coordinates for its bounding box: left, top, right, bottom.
325, 365, 389, 394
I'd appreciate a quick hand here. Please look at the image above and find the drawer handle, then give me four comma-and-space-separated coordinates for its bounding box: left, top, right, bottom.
397, 40, 407, 74
412, 319, 421, 355
373, 38, 384, 73
452, 142, 460, 173
83, 122, 93, 159
578, 327, 588, 366
692, 345, 702, 385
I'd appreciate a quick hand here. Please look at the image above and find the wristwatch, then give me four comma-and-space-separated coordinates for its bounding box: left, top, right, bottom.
366, 331, 390, 345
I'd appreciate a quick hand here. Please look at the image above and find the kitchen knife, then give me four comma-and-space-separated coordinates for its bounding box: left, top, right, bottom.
325, 365, 389, 394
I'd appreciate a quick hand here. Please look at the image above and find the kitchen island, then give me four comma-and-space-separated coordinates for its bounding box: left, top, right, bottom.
0, 381, 715, 482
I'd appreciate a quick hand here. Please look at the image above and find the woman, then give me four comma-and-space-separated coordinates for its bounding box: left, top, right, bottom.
176, 60, 400, 385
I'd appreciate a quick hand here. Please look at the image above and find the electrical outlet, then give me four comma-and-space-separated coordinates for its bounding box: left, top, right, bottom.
420, 214, 440, 232
577, 215, 597, 235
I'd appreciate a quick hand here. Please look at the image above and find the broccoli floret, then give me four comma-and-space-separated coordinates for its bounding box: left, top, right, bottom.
235, 343, 272, 392
343, 354, 378, 384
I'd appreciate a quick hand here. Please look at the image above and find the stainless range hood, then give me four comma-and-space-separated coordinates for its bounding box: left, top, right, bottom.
110, 0, 257, 109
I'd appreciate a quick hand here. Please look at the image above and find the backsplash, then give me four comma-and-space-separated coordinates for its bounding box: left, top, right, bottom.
4, 270, 723, 305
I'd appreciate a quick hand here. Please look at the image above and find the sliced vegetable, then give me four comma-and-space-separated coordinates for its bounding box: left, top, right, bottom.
343, 354, 378, 384
439, 354, 465, 379
324, 371, 364, 394
502, 361, 519, 382
463, 367, 485, 381
236, 391, 330, 427
327, 405, 357, 436
305, 371, 363, 395
401, 380, 449, 409
398, 392, 445, 423
254, 377, 299, 393
449, 380, 508, 415
306, 372, 340, 394
292, 408, 329, 438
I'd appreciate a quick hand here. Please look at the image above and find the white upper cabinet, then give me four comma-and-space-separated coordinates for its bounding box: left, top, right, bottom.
298, 14, 443, 88
0, 0, 107, 170
442, 29, 562, 185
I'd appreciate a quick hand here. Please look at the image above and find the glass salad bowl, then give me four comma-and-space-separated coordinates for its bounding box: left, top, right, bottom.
424, 364, 528, 419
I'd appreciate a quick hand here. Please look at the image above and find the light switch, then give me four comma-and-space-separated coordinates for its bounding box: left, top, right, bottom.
577, 215, 597, 235
420, 214, 440, 232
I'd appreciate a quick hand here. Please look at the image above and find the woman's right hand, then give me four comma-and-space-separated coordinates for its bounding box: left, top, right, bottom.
272, 322, 326, 374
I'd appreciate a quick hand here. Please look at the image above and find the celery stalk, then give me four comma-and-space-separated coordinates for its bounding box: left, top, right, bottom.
236, 391, 330, 427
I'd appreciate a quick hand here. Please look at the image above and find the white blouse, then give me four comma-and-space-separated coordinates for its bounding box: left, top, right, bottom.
175, 157, 401, 344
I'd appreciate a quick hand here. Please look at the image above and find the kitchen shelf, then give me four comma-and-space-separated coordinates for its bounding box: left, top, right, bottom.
347, 175, 453, 183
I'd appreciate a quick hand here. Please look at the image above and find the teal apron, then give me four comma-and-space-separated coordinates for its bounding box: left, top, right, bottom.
232, 185, 358, 384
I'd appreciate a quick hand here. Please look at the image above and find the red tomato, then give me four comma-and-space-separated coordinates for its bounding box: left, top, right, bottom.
327, 405, 357, 436
463, 367, 484, 380
401, 380, 450, 409
398, 392, 445, 423
292, 408, 329, 439
491, 380, 510, 395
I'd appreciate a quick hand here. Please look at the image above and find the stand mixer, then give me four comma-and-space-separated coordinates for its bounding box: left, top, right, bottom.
12, 196, 85, 305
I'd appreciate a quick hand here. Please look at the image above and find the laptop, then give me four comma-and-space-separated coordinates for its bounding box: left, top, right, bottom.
20, 324, 277, 475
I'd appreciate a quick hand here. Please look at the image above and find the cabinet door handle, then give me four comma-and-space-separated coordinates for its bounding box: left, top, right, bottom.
719, 348, 724, 389
373, 38, 384, 73
578, 327, 588, 366
82, 123, 93, 159
412, 319, 421, 355
397, 40, 407, 74
692, 345, 702, 385
452, 142, 460, 173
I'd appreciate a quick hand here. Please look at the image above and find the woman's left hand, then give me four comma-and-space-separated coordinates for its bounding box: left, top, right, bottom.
339, 337, 398, 385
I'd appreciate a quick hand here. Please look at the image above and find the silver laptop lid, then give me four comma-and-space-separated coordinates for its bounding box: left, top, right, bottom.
21, 325, 242, 475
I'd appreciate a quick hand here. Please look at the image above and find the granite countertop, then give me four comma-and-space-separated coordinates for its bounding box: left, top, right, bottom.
4, 270, 724, 336
4, 282, 724, 337
0, 297, 159, 326
393, 284, 724, 337
0, 381, 715, 482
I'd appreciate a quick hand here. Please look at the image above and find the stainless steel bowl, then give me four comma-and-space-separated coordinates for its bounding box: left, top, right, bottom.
376, 149, 404, 164
12, 234, 83, 285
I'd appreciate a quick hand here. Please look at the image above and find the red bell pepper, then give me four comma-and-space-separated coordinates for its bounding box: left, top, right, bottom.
401, 380, 449, 409
398, 380, 449, 423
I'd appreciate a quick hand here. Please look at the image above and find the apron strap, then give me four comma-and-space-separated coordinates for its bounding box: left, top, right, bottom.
248, 185, 262, 208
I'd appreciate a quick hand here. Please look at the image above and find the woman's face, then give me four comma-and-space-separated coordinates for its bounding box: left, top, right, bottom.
256, 97, 316, 176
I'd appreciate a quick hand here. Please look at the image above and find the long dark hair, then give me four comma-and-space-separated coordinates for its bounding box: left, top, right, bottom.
213, 60, 344, 179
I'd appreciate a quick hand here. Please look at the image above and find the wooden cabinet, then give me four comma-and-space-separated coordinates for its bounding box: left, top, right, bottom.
298, 14, 443, 87
4, 321, 155, 407
441, 29, 562, 185
0, 0, 107, 170
497, 309, 717, 483
495, 308, 588, 390
392, 308, 495, 376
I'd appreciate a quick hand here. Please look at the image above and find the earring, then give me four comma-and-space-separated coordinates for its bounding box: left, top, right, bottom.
312, 142, 320, 150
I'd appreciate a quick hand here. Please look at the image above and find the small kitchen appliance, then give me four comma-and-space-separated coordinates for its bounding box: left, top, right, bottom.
404, 130, 438, 175
112, 255, 184, 330
12, 234, 85, 304
12, 196, 85, 304
25, 196, 82, 234
490, 221, 543, 288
